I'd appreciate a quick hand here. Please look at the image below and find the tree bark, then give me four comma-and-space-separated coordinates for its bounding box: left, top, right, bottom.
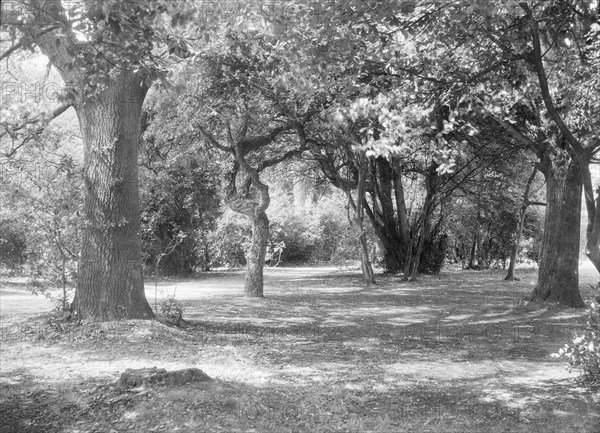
349, 154, 375, 285
244, 212, 269, 297
75, 73, 154, 320
26, 0, 154, 320
223, 161, 270, 298
528, 155, 585, 307
504, 208, 526, 281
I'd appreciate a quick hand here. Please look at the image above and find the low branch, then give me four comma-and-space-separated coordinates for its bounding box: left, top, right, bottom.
526, 201, 546, 207
257, 125, 308, 172
193, 124, 232, 153
489, 115, 542, 155
0, 25, 60, 62
238, 122, 296, 156
1, 101, 72, 158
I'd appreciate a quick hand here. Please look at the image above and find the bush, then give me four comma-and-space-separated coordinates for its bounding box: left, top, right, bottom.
0, 219, 27, 270
140, 156, 220, 276
267, 192, 361, 265
553, 302, 600, 388
208, 209, 250, 267
158, 297, 184, 327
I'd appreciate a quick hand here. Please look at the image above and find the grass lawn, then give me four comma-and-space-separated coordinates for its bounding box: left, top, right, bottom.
1, 265, 599, 433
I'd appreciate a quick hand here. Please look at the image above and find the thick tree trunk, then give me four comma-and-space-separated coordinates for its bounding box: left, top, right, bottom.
245, 212, 269, 297
74, 73, 154, 321
528, 156, 585, 307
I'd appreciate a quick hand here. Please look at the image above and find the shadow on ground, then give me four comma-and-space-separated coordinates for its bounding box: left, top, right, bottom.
1, 266, 598, 432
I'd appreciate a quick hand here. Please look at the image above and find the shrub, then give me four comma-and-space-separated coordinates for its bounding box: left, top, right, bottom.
158, 298, 184, 327
0, 219, 27, 271
553, 302, 600, 388
208, 209, 250, 267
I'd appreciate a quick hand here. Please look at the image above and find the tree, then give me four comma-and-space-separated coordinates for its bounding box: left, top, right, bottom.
320, 0, 598, 305
197, 120, 307, 297
1, 0, 195, 319
144, 29, 322, 296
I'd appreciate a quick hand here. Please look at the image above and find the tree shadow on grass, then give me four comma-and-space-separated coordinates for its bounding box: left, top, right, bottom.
2, 267, 598, 432
1, 363, 597, 433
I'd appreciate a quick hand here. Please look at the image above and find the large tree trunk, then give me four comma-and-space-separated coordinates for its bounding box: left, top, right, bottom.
245, 212, 269, 297
27, 1, 154, 321
74, 73, 154, 320
528, 156, 585, 307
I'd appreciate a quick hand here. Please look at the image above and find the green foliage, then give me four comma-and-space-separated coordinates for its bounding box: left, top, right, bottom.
553, 302, 600, 388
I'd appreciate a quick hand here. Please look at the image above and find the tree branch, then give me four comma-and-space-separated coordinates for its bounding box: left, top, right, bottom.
1, 101, 73, 158
257, 125, 308, 172
193, 124, 232, 153
520, 2, 586, 157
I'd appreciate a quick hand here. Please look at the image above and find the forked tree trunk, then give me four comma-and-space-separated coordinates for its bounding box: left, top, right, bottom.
74, 73, 154, 320
245, 212, 269, 297
528, 156, 585, 307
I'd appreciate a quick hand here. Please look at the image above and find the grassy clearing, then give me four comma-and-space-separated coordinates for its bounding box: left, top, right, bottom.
1, 266, 599, 433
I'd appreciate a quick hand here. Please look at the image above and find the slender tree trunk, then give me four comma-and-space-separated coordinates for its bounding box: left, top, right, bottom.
74, 73, 154, 321
505, 167, 540, 281
392, 157, 411, 248
409, 214, 426, 281
245, 212, 268, 297
504, 210, 526, 281
468, 234, 477, 269
349, 154, 375, 285
528, 156, 585, 307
